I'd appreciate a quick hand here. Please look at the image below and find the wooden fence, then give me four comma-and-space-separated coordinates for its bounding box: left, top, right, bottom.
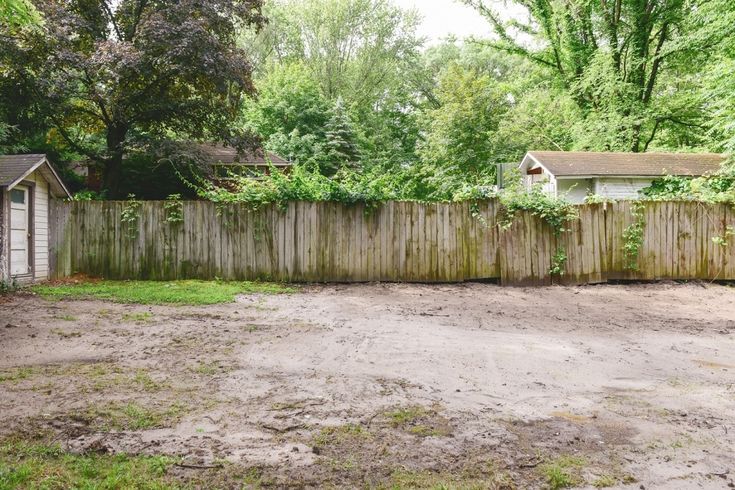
48, 200, 735, 286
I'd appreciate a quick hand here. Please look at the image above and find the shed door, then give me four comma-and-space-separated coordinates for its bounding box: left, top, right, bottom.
10, 186, 31, 276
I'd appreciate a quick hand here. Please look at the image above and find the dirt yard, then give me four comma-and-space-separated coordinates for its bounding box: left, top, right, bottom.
2, 282, 735, 488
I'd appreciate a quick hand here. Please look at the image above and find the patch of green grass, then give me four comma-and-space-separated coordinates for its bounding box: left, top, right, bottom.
31, 280, 296, 306
241, 466, 273, 487
386, 406, 429, 427
593, 474, 618, 487
0, 440, 179, 489
86, 402, 186, 431
0, 367, 35, 384
50, 328, 82, 339
55, 314, 78, 321
191, 361, 224, 376
387, 468, 511, 489
407, 425, 444, 437
540, 455, 587, 489
123, 312, 154, 322
384, 405, 452, 438
133, 370, 166, 392
313, 424, 371, 447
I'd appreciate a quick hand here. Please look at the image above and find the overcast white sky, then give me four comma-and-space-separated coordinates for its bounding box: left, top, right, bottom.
392, 0, 493, 44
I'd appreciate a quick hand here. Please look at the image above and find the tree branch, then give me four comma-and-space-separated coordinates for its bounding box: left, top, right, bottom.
642, 22, 668, 103
101, 0, 123, 41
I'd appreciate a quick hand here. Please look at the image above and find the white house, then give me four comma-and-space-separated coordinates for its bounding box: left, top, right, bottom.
0, 154, 71, 285
519, 151, 725, 203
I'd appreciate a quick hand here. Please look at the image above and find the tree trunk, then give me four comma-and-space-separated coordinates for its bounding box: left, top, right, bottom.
103, 123, 128, 199
102, 154, 124, 199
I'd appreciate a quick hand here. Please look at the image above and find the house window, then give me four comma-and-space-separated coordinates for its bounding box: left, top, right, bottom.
10, 189, 25, 204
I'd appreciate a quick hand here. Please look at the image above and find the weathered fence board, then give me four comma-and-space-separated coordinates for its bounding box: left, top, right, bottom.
48, 200, 735, 285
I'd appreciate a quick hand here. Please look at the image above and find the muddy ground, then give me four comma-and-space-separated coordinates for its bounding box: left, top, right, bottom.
1, 282, 735, 488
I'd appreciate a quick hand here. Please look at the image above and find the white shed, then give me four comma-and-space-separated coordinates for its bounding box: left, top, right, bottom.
519, 151, 725, 203
0, 154, 71, 285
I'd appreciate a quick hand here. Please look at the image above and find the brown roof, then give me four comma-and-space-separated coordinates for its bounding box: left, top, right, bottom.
196, 143, 290, 167
0, 154, 70, 197
525, 151, 725, 177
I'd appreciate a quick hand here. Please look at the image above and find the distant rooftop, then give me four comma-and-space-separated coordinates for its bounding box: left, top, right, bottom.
523, 151, 725, 177
196, 143, 290, 167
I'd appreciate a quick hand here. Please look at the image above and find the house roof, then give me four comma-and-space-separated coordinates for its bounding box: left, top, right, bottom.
0, 154, 71, 198
196, 143, 291, 167
522, 151, 725, 178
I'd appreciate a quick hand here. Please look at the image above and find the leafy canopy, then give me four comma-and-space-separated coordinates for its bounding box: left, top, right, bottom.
0, 0, 265, 197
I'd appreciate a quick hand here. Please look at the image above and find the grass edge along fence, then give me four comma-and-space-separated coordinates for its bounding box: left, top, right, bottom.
49, 199, 735, 286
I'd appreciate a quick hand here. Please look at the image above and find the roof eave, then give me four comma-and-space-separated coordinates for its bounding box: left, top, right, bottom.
554, 174, 703, 179
6, 156, 71, 199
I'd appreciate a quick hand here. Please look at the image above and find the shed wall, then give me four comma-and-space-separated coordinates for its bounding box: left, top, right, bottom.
28, 171, 50, 280
523, 168, 556, 196
0, 189, 6, 283
595, 178, 653, 200
557, 179, 593, 204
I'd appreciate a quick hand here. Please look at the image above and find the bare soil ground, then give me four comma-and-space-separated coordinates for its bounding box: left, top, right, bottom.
2, 282, 735, 489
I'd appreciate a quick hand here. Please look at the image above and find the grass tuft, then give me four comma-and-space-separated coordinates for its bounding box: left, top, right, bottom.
0, 440, 179, 489
86, 401, 186, 431
31, 280, 296, 305
540, 455, 587, 489
384, 405, 452, 438
0, 367, 35, 384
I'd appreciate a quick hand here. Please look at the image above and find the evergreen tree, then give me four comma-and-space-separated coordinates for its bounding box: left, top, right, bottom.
324, 98, 360, 175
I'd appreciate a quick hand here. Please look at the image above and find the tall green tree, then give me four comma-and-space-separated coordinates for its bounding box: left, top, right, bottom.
324, 97, 360, 174
251, 0, 421, 107
242, 0, 426, 172
686, 0, 735, 156
419, 64, 510, 188
243, 62, 333, 170
1, 0, 264, 197
463, 0, 706, 152
0, 0, 41, 28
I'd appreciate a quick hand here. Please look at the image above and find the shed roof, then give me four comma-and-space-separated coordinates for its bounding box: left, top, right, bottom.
522, 151, 725, 178
196, 143, 290, 167
0, 154, 71, 198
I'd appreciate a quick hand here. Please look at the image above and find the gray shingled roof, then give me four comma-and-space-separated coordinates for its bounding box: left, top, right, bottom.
525, 151, 725, 177
0, 154, 47, 186
195, 143, 290, 166
0, 154, 70, 197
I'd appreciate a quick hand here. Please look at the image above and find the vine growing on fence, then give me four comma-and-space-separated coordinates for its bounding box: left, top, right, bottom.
498, 174, 578, 277
164, 194, 184, 224
497, 174, 578, 235
712, 225, 734, 247
622, 201, 646, 271
121, 194, 141, 239
549, 248, 568, 276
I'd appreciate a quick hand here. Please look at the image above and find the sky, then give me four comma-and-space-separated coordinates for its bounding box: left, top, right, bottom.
392, 0, 494, 44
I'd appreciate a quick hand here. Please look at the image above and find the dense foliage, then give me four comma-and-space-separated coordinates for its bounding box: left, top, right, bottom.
1, 0, 265, 198
0, 0, 733, 202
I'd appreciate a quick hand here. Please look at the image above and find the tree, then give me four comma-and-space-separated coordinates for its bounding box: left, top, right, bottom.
243, 62, 331, 165
0, 0, 41, 28
324, 97, 360, 174
687, 0, 735, 156
242, 0, 426, 173
251, 0, 421, 108
242, 62, 335, 171
496, 88, 582, 158
0, 0, 264, 197
418, 64, 510, 188
463, 0, 705, 152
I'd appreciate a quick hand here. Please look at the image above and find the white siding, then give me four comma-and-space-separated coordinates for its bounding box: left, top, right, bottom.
594, 178, 654, 200
25, 171, 50, 281
557, 178, 593, 204
523, 168, 556, 196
